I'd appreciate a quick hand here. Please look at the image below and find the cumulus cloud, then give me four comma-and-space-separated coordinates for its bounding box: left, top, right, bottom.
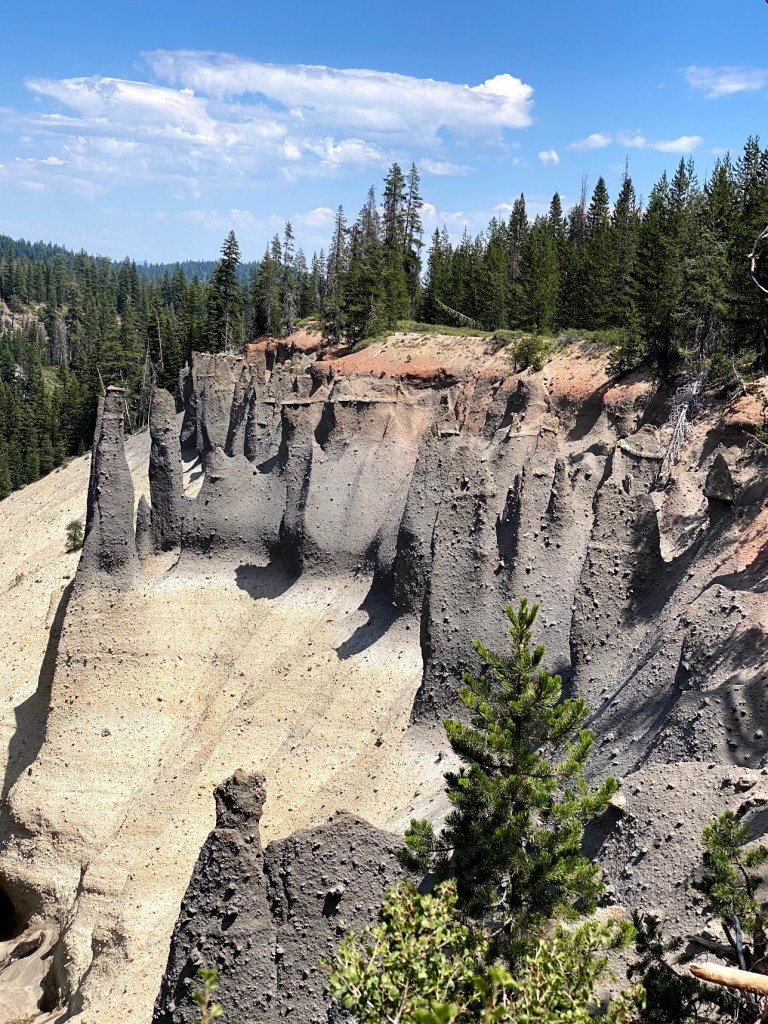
295, 206, 335, 228
569, 132, 611, 151
616, 131, 703, 154
3, 51, 534, 197
685, 65, 768, 99
145, 51, 534, 141
538, 149, 559, 165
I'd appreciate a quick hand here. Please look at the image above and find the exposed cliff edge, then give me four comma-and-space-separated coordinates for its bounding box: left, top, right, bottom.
0, 333, 765, 1023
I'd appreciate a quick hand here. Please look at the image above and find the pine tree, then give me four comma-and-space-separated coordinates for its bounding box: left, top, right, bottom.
506, 195, 529, 326
558, 179, 589, 329
634, 173, 681, 375
204, 231, 243, 352
324, 207, 349, 342
341, 189, 386, 342
421, 227, 452, 323
609, 169, 640, 330
582, 177, 613, 329
280, 222, 296, 336
697, 811, 768, 972
730, 137, 768, 362
403, 163, 424, 316
401, 599, 617, 961
478, 219, 509, 330
519, 218, 559, 334
381, 163, 409, 325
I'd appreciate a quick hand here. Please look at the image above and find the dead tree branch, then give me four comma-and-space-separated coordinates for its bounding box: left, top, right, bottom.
655, 372, 706, 487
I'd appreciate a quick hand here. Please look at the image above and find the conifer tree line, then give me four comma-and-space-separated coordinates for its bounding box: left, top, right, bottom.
0, 231, 257, 498
1, 135, 768, 500
315, 141, 768, 377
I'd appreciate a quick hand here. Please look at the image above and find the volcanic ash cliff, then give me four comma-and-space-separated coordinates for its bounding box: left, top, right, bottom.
0, 334, 765, 1023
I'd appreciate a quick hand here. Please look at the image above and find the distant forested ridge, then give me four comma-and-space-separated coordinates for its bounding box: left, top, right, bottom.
1, 135, 767, 500
136, 258, 257, 285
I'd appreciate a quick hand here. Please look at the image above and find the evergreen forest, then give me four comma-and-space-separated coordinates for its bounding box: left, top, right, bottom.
2, 135, 768, 499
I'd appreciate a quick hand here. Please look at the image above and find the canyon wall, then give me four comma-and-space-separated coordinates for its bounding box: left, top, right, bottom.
0, 335, 766, 1022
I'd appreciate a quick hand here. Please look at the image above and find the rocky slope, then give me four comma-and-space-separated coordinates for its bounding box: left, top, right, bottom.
0, 331, 766, 1022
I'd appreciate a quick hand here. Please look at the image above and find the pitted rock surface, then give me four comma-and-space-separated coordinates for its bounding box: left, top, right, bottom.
149, 388, 185, 551
153, 774, 402, 1024
1, 338, 768, 1024
78, 387, 140, 588
704, 450, 736, 503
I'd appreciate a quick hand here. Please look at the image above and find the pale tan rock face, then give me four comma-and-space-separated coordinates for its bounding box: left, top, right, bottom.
3, 566, 440, 1020
0, 338, 766, 1023
0, 409, 445, 1022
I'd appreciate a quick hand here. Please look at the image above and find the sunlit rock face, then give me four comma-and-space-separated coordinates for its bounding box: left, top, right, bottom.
0, 336, 766, 1023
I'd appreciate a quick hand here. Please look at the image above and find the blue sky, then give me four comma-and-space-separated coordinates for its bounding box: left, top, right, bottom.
1, 0, 767, 263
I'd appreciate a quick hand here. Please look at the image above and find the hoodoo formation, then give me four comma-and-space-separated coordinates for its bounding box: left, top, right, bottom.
0, 333, 766, 1021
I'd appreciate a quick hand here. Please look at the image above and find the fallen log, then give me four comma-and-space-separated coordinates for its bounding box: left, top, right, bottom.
690, 962, 768, 995
686, 934, 738, 962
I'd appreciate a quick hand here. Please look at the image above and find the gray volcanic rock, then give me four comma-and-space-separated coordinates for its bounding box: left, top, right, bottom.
180, 353, 247, 462
153, 771, 275, 1024
263, 812, 404, 1023
153, 773, 403, 1024
704, 451, 736, 503
135, 494, 152, 559
149, 388, 185, 551
79, 387, 140, 588
180, 446, 284, 561
594, 762, 768, 936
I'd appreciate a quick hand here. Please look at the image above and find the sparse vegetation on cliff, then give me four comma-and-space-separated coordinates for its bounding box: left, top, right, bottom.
65, 518, 84, 552
329, 881, 641, 1024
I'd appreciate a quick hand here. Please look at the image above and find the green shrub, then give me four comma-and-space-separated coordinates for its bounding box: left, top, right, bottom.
192, 967, 223, 1023
629, 812, 768, 1023
65, 519, 84, 552
328, 881, 642, 1024
608, 328, 645, 378
490, 329, 520, 352
707, 348, 739, 396
557, 327, 626, 349
510, 334, 548, 371
628, 913, 736, 1024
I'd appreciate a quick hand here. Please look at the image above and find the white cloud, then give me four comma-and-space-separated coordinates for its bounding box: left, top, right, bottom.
420, 158, 471, 176
652, 135, 703, 153
295, 206, 335, 228
616, 131, 702, 154
145, 51, 534, 142
685, 65, 768, 99
4, 52, 534, 195
538, 148, 559, 165
280, 137, 387, 181
25, 75, 224, 144
569, 132, 611, 151
180, 203, 341, 241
